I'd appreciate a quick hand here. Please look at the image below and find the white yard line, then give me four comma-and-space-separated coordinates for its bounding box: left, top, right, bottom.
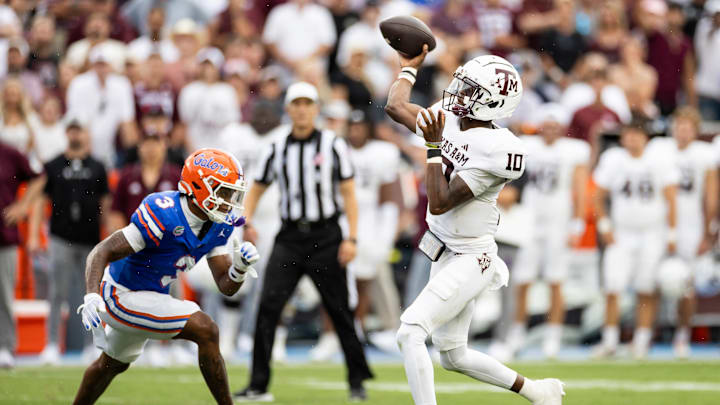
294, 378, 720, 393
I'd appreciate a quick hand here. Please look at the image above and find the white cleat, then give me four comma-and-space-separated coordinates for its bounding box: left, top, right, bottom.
532, 378, 566, 405
309, 332, 339, 362
39, 344, 61, 365
590, 343, 616, 360
631, 342, 649, 361
673, 341, 690, 359
82, 345, 101, 365
0, 348, 15, 369
169, 343, 195, 365
367, 329, 400, 354
237, 333, 254, 354
272, 327, 288, 364
488, 341, 514, 363
542, 338, 561, 360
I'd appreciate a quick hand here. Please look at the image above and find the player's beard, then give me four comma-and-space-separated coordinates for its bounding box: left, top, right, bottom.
68, 139, 84, 151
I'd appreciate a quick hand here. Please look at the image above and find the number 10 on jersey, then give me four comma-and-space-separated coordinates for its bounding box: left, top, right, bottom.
505, 153, 523, 172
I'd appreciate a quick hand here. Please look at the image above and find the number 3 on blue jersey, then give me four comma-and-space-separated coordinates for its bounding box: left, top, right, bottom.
156, 196, 175, 209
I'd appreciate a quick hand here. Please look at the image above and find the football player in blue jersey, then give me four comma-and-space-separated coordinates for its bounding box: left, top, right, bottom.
73, 149, 259, 405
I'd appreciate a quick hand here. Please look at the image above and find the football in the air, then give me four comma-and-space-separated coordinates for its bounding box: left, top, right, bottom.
379, 16, 436, 57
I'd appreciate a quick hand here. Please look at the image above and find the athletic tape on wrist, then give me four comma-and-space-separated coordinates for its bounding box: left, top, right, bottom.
427, 156, 442, 164
398, 72, 416, 85
401, 67, 418, 77
427, 148, 442, 158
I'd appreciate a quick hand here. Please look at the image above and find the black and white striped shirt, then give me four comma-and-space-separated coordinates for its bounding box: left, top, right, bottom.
255, 128, 354, 222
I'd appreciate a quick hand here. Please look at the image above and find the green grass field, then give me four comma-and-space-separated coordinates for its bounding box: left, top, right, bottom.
2, 361, 720, 404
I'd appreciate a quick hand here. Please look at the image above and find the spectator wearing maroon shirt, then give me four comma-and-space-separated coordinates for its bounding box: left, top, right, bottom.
134, 53, 178, 122
27, 15, 62, 91
108, 130, 181, 231
638, 0, 696, 116
431, 0, 480, 53
0, 142, 45, 369
567, 67, 621, 163
65, 0, 137, 45
209, 0, 263, 48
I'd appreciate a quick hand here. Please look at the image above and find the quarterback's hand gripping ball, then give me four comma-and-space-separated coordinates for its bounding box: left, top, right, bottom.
229, 238, 259, 282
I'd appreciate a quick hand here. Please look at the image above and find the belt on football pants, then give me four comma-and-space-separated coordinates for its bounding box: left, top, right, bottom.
281, 214, 340, 233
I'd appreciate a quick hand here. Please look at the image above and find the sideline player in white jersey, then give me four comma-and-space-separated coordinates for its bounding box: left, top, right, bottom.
385, 45, 565, 405
216, 104, 287, 357
593, 120, 679, 359
313, 109, 404, 360
648, 107, 718, 358
506, 104, 590, 359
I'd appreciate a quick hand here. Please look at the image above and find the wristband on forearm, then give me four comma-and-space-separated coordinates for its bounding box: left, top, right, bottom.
398, 67, 418, 85
427, 148, 442, 164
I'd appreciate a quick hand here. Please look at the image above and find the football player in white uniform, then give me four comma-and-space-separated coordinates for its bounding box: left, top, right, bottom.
506, 104, 590, 359
385, 45, 565, 405
648, 107, 718, 358
593, 120, 679, 359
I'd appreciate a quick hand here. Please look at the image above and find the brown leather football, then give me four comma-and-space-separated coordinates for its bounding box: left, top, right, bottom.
379, 16, 437, 57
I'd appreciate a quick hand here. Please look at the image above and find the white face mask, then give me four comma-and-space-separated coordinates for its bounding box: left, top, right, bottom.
201, 176, 248, 225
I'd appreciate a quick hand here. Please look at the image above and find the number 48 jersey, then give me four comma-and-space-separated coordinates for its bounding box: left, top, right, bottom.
417, 102, 526, 254
594, 146, 679, 229
109, 191, 234, 293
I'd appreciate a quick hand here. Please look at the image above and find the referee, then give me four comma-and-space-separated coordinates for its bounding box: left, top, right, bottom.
233, 82, 373, 402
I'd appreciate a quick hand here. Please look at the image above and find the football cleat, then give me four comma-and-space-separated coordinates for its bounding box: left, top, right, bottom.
233, 388, 275, 402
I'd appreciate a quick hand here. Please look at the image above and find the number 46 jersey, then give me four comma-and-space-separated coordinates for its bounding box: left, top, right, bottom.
109, 191, 234, 294
416, 102, 526, 254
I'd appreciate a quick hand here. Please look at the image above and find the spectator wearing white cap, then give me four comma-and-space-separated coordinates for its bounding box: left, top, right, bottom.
165, 18, 202, 91
65, 12, 128, 73
262, 0, 337, 73
178, 47, 239, 150
66, 43, 138, 167
127, 7, 180, 63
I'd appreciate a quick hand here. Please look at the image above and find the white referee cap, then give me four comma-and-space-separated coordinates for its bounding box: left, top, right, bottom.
285, 82, 319, 106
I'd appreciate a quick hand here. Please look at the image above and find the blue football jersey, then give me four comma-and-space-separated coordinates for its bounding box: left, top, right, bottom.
109, 191, 234, 293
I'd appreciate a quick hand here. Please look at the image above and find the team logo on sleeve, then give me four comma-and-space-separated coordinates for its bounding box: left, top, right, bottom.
477, 253, 491, 273
173, 226, 184, 236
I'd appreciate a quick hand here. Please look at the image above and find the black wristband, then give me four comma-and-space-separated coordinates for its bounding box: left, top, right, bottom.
427, 148, 442, 158
348, 238, 357, 244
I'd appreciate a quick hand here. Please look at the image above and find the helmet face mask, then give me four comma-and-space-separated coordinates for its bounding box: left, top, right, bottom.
200, 175, 247, 224
442, 55, 523, 122
442, 69, 494, 118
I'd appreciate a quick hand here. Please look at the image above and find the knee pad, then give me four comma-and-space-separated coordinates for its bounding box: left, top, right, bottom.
439, 346, 466, 372
396, 323, 428, 350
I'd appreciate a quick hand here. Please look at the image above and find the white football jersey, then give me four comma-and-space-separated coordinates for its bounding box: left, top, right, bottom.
648, 137, 715, 231
417, 102, 526, 253
520, 136, 590, 224
594, 146, 679, 229
349, 139, 400, 235
218, 123, 287, 222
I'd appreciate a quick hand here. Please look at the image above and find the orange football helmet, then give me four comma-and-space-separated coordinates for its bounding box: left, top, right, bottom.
178, 148, 247, 224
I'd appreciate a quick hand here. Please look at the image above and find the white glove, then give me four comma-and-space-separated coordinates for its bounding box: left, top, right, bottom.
229, 238, 259, 282
77, 293, 106, 330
